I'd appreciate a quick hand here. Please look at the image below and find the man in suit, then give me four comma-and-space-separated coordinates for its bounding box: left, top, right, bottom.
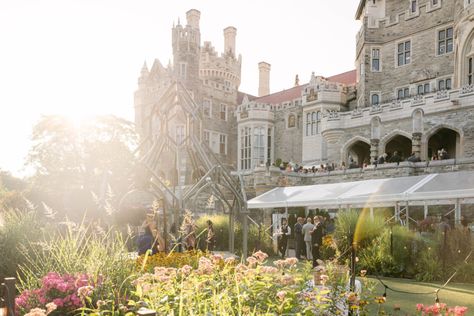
294, 217, 305, 259
311, 216, 324, 268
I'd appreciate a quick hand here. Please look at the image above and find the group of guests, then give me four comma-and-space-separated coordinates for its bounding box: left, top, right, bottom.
137, 212, 217, 255
276, 215, 335, 268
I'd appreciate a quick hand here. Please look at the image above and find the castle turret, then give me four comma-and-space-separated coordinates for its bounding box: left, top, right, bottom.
258, 62, 271, 97
186, 9, 200, 29
224, 26, 237, 57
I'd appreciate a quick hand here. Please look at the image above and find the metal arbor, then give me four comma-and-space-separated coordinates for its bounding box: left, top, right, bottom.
133, 80, 249, 255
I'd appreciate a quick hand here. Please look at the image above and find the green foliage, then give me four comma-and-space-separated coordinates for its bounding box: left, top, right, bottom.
334, 209, 385, 259
274, 158, 282, 167
195, 214, 273, 255
0, 207, 43, 280
26, 115, 138, 220
17, 220, 136, 302
414, 245, 442, 282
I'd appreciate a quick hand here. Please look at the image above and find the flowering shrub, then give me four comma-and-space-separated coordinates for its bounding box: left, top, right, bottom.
15, 272, 98, 315
416, 303, 468, 316
136, 250, 209, 272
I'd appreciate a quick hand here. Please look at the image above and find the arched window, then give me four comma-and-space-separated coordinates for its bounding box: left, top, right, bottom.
371, 94, 380, 105
288, 114, 296, 128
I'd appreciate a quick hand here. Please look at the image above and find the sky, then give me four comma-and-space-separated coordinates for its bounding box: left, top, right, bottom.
0, 0, 361, 176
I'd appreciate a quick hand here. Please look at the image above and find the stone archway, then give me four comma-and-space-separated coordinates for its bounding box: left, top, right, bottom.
345, 140, 371, 168
385, 135, 413, 161
427, 128, 461, 160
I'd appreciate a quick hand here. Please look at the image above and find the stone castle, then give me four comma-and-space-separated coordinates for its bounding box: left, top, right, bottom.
134, 1, 474, 196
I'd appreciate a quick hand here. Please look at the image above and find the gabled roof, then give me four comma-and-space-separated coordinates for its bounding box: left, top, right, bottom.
250, 69, 357, 105
327, 69, 357, 86
237, 91, 257, 104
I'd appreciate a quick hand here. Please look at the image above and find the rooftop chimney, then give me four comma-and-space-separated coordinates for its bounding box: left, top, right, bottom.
258, 62, 271, 97
224, 26, 237, 56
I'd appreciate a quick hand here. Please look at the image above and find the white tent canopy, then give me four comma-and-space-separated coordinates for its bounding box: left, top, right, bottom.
247, 171, 474, 209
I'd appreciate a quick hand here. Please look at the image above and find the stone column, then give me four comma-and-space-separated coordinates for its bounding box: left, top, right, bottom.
370, 139, 380, 164
412, 132, 422, 159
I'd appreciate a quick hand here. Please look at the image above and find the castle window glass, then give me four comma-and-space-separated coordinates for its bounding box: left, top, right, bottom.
411, 0, 417, 13
371, 93, 380, 105
417, 83, 430, 95
288, 114, 296, 128
220, 104, 227, 121
432, 0, 438, 5
438, 78, 452, 90
267, 127, 272, 165
219, 134, 227, 155
397, 41, 411, 66
203, 99, 211, 117
311, 112, 317, 135
306, 113, 311, 136
371, 48, 380, 72
469, 58, 474, 85
397, 87, 410, 100
179, 63, 187, 79
253, 127, 266, 167
203, 130, 210, 146
438, 28, 453, 55
316, 111, 322, 134
240, 127, 251, 170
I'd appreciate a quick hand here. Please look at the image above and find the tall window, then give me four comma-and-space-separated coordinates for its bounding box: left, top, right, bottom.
220, 104, 227, 121
411, 0, 417, 13
203, 130, 210, 146
469, 58, 473, 85
397, 87, 410, 100
438, 78, 452, 90
417, 83, 430, 95
176, 126, 185, 144
371, 48, 381, 72
397, 41, 411, 66
253, 127, 265, 167
219, 134, 227, 155
371, 93, 380, 105
432, 0, 438, 5
179, 63, 187, 79
438, 27, 453, 55
267, 128, 272, 165
316, 112, 322, 134
203, 99, 211, 118
240, 127, 251, 170
306, 113, 311, 136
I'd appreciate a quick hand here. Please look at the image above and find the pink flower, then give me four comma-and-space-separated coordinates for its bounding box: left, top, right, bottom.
211, 254, 224, 263
273, 260, 285, 269
284, 257, 298, 267
252, 251, 269, 263
179, 265, 193, 275
53, 298, 64, 308
224, 257, 236, 265
276, 290, 287, 301
281, 275, 295, 285
454, 306, 468, 316
260, 266, 279, 274
416, 303, 424, 311
246, 256, 258, 267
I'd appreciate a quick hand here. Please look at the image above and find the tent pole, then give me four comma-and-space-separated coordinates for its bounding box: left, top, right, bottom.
405, 201, 409, 228
369, 207, 374, 220
242, 212, 248, 260
424, 203, 428, 219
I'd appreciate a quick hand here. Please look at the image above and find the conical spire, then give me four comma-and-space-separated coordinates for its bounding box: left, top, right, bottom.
140, 61, 149, 77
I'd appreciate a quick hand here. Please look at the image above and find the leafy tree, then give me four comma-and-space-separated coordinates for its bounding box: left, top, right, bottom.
26, 115, 138, 220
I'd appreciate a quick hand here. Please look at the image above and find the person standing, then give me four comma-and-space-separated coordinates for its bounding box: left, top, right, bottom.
206, 220, 216, 252
294, 217, 304, 259
311, 216, 324, 268
277, 218, 291, 258
302, 217, 315, 260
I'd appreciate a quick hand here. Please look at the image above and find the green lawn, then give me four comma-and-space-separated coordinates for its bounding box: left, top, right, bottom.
367, 277, 474, 315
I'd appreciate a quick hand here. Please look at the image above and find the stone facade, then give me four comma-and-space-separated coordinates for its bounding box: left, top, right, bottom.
135, 3, 474, 194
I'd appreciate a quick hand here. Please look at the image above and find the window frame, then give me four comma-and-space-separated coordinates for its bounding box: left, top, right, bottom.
437, 26, 453, 56
370, 92, 381, 105
203, 99, 212, 118
396, 40, 412, 67
371, 47, 382, 72
396, 87, 410, 100
220, 103, 227, 121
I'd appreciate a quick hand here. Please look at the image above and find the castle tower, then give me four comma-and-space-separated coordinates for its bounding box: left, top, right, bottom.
224, 26, 237, 57
172, 9, 201, 94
